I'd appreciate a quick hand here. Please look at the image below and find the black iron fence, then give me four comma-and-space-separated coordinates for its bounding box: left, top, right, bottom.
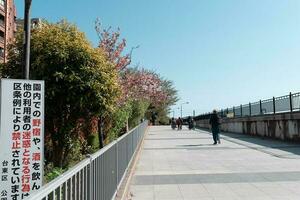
196, 92, 300, 119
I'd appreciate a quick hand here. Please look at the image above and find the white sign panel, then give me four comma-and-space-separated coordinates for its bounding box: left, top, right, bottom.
0, 79, 44, 200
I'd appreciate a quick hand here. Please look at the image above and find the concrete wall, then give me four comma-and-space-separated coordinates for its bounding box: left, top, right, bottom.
195, 112, 300, 142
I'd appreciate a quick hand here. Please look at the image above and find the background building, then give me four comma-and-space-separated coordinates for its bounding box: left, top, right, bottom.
0, 0, 16, 63
16, 18, 42, 30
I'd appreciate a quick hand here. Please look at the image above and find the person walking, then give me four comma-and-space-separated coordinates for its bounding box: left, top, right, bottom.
151, 111, 157, 125
188, 116, 194, 130
209, 110, 221, 145
176, 118, 180, 130
192, 118, 195, 130
171, 118, 176, 130
176, 117, 183, 130
179, 117, 183, 130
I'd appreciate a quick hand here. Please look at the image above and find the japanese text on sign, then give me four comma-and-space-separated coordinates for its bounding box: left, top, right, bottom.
0, 79, 44, 200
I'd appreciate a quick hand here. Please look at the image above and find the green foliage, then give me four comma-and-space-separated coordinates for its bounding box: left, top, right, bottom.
44, 164, 66, 183
128, 100, 149, 128
106, 99, 149, 140
1, 20, 121, 167
145, 78, 178, 124
87, 133, 99, 152
0, 18, 178, 172
108, 103, 132, 140
158, 79, 178, 123
148, 106, 170, 125
161, 79, 179, 106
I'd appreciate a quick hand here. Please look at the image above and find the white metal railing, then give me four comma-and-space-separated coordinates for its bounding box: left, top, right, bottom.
25, 121, 148, 200
196, 92, 300, 119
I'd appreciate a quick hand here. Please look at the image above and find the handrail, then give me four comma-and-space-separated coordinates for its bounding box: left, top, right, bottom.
275, 95, 289, 100
261, 98, 273, 103
25, 159, 90, 199
196, 92, 300, 118
292, 92, 300, 97
25, 121, 148, 200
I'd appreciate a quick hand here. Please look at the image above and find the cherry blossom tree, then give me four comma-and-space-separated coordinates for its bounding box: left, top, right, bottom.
120, 68, 168, 105
95, 19, 178, 129
95, 18, 138, 71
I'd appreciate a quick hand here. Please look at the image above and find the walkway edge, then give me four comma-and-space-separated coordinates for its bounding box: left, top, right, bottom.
115, 126, 149, 200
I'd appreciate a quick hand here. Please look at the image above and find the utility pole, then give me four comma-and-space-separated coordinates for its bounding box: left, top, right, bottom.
181, 106, 182, 118
23, 0, 32, 79
180, 102, 189, 118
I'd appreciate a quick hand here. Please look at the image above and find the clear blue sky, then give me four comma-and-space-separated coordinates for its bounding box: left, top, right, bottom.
16, 0, 300, 117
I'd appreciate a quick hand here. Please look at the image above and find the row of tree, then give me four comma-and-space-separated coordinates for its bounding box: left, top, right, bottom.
0, 19, 178, 178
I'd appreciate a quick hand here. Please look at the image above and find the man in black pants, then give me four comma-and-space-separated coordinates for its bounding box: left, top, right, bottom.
209, 110, 221, 145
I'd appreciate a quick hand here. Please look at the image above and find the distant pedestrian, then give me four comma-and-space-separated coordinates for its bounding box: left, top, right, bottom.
209, 110, 221, 144
171, 118, 176, 130
176, 118, 180, 130
178, 117, 183, 130
151, 112, 157, 125
179, 117, 183, 130
188, 116, 194, 130
176, 117, 182, 130
192, 118, 195, 130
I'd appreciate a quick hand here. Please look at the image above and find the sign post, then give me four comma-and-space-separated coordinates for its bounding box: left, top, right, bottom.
0, 79, 44, 200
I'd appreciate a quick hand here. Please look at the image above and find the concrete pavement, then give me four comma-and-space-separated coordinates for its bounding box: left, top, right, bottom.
126, 126, 300, 200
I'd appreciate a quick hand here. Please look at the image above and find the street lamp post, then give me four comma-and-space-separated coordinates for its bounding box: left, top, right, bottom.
172, 107, 180, 118
180, 102, 189, 118
23, 0, 32, 80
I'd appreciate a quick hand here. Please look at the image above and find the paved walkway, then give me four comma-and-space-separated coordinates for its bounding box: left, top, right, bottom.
127, 126, 300, 200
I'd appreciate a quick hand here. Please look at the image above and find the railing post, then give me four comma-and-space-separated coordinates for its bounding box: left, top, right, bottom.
240, 104, 243, 117
260, 100, 262, 114
116, 140, 119, 188
290, 92, 293, 112
86, 155, 93, 200
249, 103, 252, 116
273, 97, 276, 114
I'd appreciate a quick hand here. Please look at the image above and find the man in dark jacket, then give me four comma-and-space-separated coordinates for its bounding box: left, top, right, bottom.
151, 112, 157, 125
188, 116, 194, 130
177, 117, 183, 130
209, 110, 221, 145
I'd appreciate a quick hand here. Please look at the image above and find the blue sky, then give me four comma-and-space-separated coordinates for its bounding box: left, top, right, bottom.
16, 0, 300, 117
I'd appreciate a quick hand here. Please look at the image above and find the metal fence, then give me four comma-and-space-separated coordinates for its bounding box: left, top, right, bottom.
25, 121, 148, 200
197, 92, 300, 119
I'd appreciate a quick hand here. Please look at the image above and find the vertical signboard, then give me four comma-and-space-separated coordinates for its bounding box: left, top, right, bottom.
0, 79, 44, 200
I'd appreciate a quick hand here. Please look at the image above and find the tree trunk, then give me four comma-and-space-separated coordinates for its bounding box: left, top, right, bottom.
52, 143, 64, 167
98, 117, 104, 148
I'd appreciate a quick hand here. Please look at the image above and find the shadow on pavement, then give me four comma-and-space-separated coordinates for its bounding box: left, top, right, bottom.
197, 127, 300, 157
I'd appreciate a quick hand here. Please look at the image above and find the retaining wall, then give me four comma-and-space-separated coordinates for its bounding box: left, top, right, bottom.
195, 112, 300, 141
